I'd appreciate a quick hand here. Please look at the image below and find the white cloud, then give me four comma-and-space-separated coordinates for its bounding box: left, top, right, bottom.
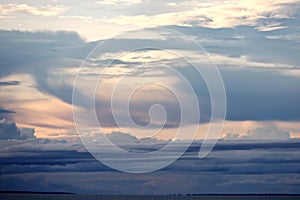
85, 130, 161, 145
0, 3, 66, 17
266, 33, 300, 41
105, 0, 298, 29
246, 125, 290, 140
59, 15, 93, 21
224, 125, 291, 140
256, 22, 288, 32
206, 54, 294, 69
96, 0, 142, 5
1, 0, 299, 41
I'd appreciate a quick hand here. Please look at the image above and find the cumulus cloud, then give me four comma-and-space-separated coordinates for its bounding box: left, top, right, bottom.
107, 131, 138, 144
246, 126, 290, 140
81, 130, 162, 146
224, 125, 291, 140
0, 119, 35, 140
0, 119, 20, 140
223, 133, 240, 140
19, 127, 36, 140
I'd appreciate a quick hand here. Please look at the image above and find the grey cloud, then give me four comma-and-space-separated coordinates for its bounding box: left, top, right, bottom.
0, 107, 15, 114
166, 25, 300, 67
0, 119, 35, 140
91, 27, 300, 123
1, 137, 300, 194
0, 81, 20, 86
0, 30, 84, 77
0, 30, 92, 105
0, 119, 20, 140
1, 27, 300, 124
0, 107, 15, 121
222, 69, 300, 121
107, 131, 138, 144
19, 127, 36, 140
174, 65, 300, 122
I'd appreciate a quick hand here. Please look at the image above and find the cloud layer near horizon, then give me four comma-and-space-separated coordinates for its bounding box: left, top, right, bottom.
1, 138, 300, 194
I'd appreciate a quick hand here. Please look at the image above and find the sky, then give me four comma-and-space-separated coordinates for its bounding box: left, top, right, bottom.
0, 0, 300, 194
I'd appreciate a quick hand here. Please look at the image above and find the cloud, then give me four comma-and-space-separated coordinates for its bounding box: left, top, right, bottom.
0, 0, 299, 42
167, 25, 300, 67
0, 28, 299, 134
0, 81, 20, 86
0, 106, 15, 121
0, 29, 90, 105
221, 69, 300, 121
107, 131, 138, 144
96, 0, 142, 5
223, 133, 240, 140
1, 137, 300, 194
0, 29, 85, 77
0, 119, 35, 140
19, 127, 36, 140
0, 3, 66, 17
104, 0, 299, 30
0, 107, 15, 114
245, 125, 290, 140
0, 119, 20, 140
266, 33, 300, 41
0, 27, 299, 137
256, 21, 288, 32
224, 125, 291, 140
81, 130, 162, 146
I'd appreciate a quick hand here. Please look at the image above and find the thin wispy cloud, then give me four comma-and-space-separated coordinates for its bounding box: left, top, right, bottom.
0, 3, 67, 17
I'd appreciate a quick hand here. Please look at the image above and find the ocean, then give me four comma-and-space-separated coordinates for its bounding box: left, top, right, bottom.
1, 194, 300, 200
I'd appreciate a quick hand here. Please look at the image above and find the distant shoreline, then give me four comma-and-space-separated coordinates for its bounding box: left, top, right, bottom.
1, 191, 300, 196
